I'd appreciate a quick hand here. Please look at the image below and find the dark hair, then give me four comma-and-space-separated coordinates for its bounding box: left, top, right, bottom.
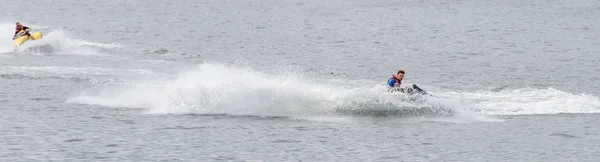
397, 70, 405, 75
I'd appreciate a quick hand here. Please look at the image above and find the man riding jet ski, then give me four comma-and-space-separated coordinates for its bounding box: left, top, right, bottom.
387, 69, 428, 95
12, 22, 43, 47
13, 22, 31, 40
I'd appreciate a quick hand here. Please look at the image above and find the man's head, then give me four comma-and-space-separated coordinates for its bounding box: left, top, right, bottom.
396, 70, 405, 80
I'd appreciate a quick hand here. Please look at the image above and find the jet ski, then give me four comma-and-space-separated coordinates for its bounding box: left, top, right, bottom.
14, 30, 43, 47
389, 84, 431, 102
334, 84, 453, 117
393, 84, 428, 95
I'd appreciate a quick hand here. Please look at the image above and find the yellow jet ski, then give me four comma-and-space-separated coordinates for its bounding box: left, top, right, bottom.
13, 30, 43, 47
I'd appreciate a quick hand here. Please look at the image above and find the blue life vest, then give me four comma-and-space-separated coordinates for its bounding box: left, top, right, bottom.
387, 75, 401, 87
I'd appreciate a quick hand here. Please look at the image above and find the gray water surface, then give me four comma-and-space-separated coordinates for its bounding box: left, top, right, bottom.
2, 0, 600, 161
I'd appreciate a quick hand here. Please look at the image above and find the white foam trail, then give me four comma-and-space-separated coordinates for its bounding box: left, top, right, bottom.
68, 38, 123, 48
442, 88, 600, 115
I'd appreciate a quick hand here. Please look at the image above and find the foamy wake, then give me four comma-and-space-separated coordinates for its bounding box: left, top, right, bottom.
443, 88, 600, 115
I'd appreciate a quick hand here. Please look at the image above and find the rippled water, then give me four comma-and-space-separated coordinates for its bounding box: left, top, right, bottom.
2, 0, 600, 161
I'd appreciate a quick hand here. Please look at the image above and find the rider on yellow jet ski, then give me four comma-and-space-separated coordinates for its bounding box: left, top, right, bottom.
13, 22, 31, 40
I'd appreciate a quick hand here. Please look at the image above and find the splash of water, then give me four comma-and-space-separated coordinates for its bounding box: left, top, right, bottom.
67, 63, 444, 115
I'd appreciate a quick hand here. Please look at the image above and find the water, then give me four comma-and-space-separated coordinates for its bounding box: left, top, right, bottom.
2, 0, 600, 161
